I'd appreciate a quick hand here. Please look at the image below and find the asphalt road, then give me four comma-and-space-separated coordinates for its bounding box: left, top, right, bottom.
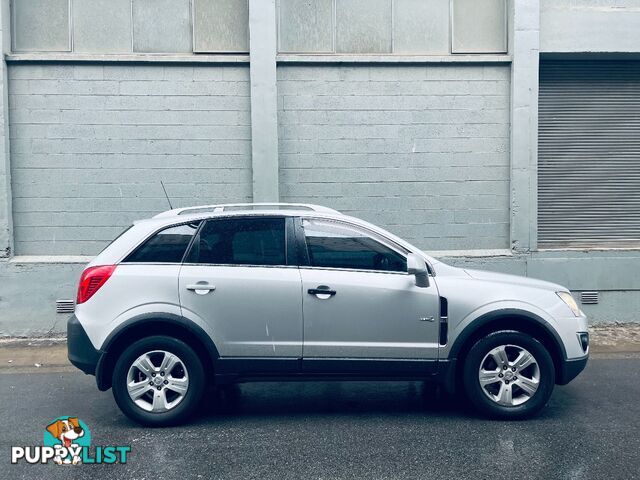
2, 354, 639, 480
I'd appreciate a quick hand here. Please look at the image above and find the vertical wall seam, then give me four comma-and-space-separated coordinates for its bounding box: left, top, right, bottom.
509, 0, 540, 253
0, 0, 14, 257
248, 0, 279, 202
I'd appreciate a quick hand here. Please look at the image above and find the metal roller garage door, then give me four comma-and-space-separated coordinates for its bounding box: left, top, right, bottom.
538, 60, 640, 248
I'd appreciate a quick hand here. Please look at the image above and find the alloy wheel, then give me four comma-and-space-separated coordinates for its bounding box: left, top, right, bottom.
126, 350, 190, 412
478, 344, 540, 407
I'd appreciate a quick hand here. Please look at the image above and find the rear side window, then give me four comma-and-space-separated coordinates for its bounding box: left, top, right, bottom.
185, 217, 286, 266
124, 223, 200, 263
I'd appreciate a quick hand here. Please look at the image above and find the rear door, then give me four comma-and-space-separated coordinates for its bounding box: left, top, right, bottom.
179, 216, 303, 359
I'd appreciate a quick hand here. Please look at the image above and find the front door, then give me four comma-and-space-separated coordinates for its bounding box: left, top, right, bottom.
298, 218, 440, 373
179, 216, 302, 359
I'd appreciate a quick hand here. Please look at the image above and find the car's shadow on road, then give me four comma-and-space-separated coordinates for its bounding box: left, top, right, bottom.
194, 381, 479, 422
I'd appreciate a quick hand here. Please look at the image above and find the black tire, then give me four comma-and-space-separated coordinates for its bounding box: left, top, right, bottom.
112, 335, 205, 426
462, 330, 555, 419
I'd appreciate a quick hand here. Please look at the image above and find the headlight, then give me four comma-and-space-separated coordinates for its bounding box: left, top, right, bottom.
557, 291, 581, 317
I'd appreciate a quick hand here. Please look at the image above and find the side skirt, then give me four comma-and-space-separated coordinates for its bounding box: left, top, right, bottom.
214, 357, 441, 384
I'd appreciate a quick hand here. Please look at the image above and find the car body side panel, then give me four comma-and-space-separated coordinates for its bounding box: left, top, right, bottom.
301, 268, 440, 360
178, 265, 303, 357
74, 264, 183, 350
434, 274, 588, 360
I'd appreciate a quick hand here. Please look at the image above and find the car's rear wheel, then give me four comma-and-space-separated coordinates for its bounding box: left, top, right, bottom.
462, 330, 555, 419
112, 336, 205, 426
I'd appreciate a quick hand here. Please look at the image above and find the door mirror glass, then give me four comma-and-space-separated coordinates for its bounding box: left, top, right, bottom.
407, 253, 429, 287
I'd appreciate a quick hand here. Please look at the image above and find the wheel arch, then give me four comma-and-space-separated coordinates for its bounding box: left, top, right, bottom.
448, 309, 567, 388
96, 313, 219, 391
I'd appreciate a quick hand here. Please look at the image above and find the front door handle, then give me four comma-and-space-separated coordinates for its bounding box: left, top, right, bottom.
308, 286, 337, 298
186, 283, 216, 295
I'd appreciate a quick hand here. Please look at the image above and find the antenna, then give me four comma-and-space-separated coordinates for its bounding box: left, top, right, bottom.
160, 181, 173, 210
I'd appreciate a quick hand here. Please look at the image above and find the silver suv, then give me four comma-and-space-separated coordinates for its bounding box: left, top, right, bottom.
67, 203, 589, 425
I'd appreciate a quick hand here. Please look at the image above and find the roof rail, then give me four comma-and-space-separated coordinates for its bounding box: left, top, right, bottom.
153, 202, 340, 218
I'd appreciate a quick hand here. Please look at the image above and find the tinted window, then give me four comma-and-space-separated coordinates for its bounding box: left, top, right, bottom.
303, 219, 407, 272
186, 217, 286, 266
124, 223, 199, 263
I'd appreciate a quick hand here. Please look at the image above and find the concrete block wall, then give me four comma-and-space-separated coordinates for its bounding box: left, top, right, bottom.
8, 63, 252, 255
278, 64, 511, 250
0, 260, 85, 336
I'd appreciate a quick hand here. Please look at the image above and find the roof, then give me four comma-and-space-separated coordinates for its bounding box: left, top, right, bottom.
153, 202, 340, 219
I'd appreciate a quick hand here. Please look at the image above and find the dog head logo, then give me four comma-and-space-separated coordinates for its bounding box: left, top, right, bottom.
43, 417, 91, 465
11, 416, 129, 465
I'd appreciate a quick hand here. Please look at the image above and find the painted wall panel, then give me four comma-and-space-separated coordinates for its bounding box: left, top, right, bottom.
541, 0, 640, 53
194, 0, 249, 52
12, 0, 70, 52
279, 0, 333, 53
393, 0, 450, 54
452, 0, 507, 53
132, 0, 192, 53
73, 0, 132, 53
335, 0, 392, 53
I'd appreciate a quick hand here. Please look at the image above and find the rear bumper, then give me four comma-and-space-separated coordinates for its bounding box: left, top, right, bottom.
67, 314, 101, 376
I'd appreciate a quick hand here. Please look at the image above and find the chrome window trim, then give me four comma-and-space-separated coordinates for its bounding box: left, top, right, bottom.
180, 263, 297, 269
116, 262, 183, 266
119, 262, 297, 270
299, 265, 410, 276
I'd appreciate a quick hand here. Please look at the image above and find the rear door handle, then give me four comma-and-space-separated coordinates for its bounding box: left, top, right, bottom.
308, 286, 337, 297
186, 283, 216, 295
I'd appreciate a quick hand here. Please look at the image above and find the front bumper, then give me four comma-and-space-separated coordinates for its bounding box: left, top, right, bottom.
67, 314, 101, 375
555, 327, 589, 384
557, 354, 589, 385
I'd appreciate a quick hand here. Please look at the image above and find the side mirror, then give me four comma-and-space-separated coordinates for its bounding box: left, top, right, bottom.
407, 253, 429, 288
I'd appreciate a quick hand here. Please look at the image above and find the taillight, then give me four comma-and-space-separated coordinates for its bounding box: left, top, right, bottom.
76, 265, 117, 304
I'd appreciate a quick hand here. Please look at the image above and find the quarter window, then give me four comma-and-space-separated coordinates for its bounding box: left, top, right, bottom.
186, 217, 286, 266
302, 219, 407, 272
124, 223, 200, 263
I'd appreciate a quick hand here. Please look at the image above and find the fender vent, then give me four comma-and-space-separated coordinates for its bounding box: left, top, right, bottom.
439, 297, 448, 346
579, 291, 599, 305
56, 300, 75, 314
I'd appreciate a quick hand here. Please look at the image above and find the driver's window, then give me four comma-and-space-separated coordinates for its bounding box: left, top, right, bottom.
302, 219, 407, 273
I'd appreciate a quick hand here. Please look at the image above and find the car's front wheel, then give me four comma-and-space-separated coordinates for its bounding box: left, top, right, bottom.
462, 330, 555, 419
112, 335, 205, 426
